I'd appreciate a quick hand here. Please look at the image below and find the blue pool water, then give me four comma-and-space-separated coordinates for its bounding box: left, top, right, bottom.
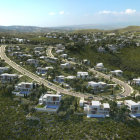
46, 105, 58, 109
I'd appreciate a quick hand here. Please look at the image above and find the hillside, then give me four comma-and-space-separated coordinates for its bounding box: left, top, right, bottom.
67, 44, 140, 80
74, 26, 140, 33
0, 25, 140, 33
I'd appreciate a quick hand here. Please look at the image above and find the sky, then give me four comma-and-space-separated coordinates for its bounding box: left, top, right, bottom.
0, 0, 140, 27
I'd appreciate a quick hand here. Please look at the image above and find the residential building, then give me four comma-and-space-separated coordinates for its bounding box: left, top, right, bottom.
97, 46, 106, 53
55, 75, 65, 83
110, 70, 123, 77
12, 82, 34, 96
36, 67, 53, 74
56, 49, 64, 54
133, 78, 140, 85
77, 72, 89, 79
36, 94, 62, 112
88, 81, 107, 91
60, 54, 68, 58
84, 101, 110, 118
34, 47, 44, 51
0, 73, 18, 83
124, 100, 140, 118
27, 59, 39, 66
0, 67, 9, 74
95, 63, 106, 71
45, 57, 58, 63
60, 63, 71, 69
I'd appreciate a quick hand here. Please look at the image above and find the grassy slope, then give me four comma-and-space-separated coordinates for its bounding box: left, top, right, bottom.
69, 45, 140, 79
74, 26, 140, 33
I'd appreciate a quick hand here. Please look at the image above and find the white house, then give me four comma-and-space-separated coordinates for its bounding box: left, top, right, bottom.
12, 82, 34, 96
56, 44, 65, 50
108, 45, 117, 53
0, 73, 18, 83
45, 57, 58, 63
95, 63, 106, 71
27, 59, 39, 66
36, 94, 62, 112
0, 67, 9, 74
124, 100, 140, 118
110, 70, 123, 77
60, 63, 71, 69
34, 51, 43, 56
83, 59, 90, 65
36, 67, 53, 74
56, 49, 64, 54
117, 101, 123, 107
34, 47, 44, 51
55, 75, 65, 83
133, 78, 140, 85
12, 52, 23, 57
97, 46, 106, 53
66, 76, 76, 80
88, 81, 107, 91
60, 54, 68, 58
84, 101, 110, 118
77, 72, 89, 79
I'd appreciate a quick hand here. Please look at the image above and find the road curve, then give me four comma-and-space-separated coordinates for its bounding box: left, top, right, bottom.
0, 45, 92, 99
47, 46, 134, 98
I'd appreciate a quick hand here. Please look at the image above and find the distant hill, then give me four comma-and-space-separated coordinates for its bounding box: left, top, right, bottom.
0, 25, 140, 33
0, 26, 66, 33
74, 26, 140, 33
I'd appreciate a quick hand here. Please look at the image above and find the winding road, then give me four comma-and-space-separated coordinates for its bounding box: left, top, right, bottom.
47, 46, 134, 99
0, 45, 91, 99
0, 45, 134, 100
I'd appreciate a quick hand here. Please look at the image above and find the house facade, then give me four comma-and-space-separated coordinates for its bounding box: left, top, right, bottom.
36, 67, 53, 74
77, 72, 89, 79
36, 94, 62, 112
0, 73, 18, 83
84, 101, 110, 118
12, 82, 34, 96
124, 100, 140, 118
0, 67, 9, 74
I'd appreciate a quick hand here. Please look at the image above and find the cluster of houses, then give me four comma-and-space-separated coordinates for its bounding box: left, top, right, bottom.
80, 99, 140, 118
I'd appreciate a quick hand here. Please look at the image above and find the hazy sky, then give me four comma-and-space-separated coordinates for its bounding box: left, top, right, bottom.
0, 0, 140, 27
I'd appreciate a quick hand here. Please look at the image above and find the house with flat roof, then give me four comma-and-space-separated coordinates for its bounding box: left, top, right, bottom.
110, 70, 123, 77
0, 73, 18, 83
36, 67, 53, 75
34, 47, 44, 51
45, 57, 58, 63
0, 67, 9, 74
124, 100, 140, 118
36, 94, 62, 112
133, 78, 140, 86
27, 59, 39, 67
55, 75, 65, 83
56, 49, 64, 54
12, 82, 35, 96
60, 54, 68, 58
87, 81, 107, 92
84, 100, 110, 118
77, 72, 89, 79
95, 63, 106, 71
60, 63, 71, 69
56, 44, 65, 50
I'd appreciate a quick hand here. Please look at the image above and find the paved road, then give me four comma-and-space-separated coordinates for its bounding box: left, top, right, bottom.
48, 46, 134, 99
0, 45, 134, 100
0, 45, 91, 99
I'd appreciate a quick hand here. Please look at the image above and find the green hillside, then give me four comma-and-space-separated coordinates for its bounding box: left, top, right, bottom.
68, 45, 140, 80
74, 26, 140, 33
